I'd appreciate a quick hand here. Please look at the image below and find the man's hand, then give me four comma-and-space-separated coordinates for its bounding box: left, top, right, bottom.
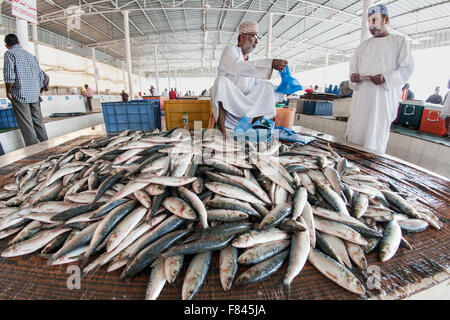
370, 74, 385, 86
351, 73, 362, 83
272, 59, 288, 71
251, 116, 263, 124
6, 92, 12, 101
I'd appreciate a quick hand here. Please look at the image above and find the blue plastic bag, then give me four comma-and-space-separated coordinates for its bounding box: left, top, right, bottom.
275, 126, 315, 145
275, 65, 303, 95
234, 117, 274, 143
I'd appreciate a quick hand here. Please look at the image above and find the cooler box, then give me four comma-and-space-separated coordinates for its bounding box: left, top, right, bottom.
332, 97, 353, 118
419, 108, 447, 136
397, 103, 425, 129
392, 104, 401, 125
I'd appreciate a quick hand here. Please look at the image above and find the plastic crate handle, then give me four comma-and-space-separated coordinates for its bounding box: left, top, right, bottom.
404, 105, 415, 115
426, 111, 440, 122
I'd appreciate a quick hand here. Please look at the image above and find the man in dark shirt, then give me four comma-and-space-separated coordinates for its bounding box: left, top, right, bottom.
121, 90, 129, 102
426, 86, 443, 104
3, 33, 48, 146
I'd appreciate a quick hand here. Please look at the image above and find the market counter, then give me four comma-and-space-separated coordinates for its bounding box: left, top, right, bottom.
0, 125, 448, 300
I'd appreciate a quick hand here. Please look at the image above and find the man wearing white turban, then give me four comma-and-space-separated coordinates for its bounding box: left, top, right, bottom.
346, 4, 415, 154
211, 21, 288, 134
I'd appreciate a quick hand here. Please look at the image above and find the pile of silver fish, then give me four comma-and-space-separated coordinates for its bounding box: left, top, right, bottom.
0, 128, 443, 300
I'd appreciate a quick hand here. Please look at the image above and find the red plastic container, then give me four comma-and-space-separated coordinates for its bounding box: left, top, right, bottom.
419, 109, 447, 136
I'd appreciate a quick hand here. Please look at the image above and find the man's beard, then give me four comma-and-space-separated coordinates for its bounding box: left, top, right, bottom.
369, 26, 388, 37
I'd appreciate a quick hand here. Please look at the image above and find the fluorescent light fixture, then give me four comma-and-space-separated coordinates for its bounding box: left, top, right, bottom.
44, 0, 57, 6
295, 37, 309, 47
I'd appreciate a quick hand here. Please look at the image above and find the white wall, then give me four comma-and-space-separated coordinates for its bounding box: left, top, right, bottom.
407, 46, 450, 101
0, 35, 147, 97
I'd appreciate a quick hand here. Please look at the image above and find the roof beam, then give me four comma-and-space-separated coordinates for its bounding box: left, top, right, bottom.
132, 0, 159, 33
38, 5, 361, 29
156, 0, 175, 33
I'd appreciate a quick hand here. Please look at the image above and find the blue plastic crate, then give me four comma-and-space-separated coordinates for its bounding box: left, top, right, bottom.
0, 108, 19, 129
101, 100, 161, 133
302, 101, 333, 116
314, 101, 333, 116
302, 101, 317, 115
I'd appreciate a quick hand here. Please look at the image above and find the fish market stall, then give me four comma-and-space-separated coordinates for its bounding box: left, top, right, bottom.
0, 125, 448, 300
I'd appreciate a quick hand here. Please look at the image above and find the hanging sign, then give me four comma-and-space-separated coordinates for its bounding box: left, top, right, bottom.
11, 0, 37, 25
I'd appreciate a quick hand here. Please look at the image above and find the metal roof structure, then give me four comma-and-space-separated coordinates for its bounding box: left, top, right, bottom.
1, 0, 449, 77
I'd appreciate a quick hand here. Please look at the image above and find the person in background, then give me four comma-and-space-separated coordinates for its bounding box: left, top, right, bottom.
346, 4, 414, 154
121, 90, 129, 102
149, 85, 159, 96
161, 88, 169, 97
169, 88, 177, 99
39, 71, 50, 103
440, 79, 450, 137
210, 21, 288, 134
401, 83, 415, 100
83, 84, 94, 112
313, 85, 319, 92
3, 33, 48, 147
426, 86, 443, 105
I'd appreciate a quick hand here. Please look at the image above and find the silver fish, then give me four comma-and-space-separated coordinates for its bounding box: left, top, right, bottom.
379, 220, 402, 262
284, 220, 310, 299
182, 251, 212, 300
219, 245, 239, 291
308, 247, 365, 295
145, 258, 167, 300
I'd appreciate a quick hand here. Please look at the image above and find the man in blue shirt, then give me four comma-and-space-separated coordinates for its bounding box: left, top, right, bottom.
3, 33, 48, 146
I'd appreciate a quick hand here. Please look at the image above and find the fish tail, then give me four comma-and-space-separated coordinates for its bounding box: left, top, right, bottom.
45, 257, 56, 266
87, 264, 102, 279
285, 284, 291, 300
79, 255, 90, 269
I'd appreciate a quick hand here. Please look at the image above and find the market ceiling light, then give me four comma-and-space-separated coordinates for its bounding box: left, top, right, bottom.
295, 38, 309, 47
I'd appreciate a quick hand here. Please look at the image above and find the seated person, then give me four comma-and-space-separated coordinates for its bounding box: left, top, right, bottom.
210, 21, 287, 134
426, 86, 443, 104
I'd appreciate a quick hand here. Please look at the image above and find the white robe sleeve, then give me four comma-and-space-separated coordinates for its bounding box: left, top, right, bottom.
441, 92, 450, 119
382, 36, 415, 91
348, 46, 360, 91
220, 46, 273, 80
